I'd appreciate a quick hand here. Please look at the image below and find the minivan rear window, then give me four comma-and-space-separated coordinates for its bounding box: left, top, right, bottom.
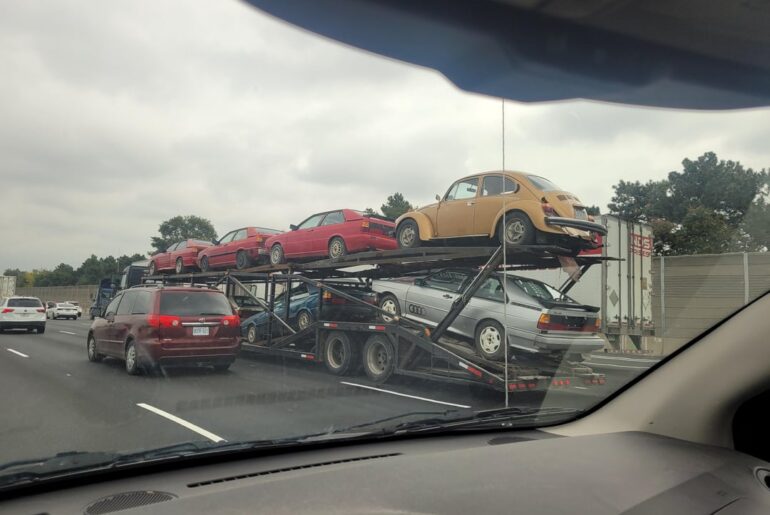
8, 298, 42, 308
160, 291, 233, 316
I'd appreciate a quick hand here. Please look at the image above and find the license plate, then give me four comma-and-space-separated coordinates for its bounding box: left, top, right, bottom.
192, 326, 210, 336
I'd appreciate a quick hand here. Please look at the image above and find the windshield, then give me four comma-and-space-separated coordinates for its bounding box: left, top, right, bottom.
0, 0, 768, 491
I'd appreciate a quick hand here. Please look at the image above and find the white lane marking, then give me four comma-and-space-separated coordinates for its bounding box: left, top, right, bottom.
583, 361, 651, 370
574, 386, 588, 390
340, 381, 471, 409
590, 355, 660, 363
136, 403, 226, 443
7, 349, 29, 358
59, 331, 77, 335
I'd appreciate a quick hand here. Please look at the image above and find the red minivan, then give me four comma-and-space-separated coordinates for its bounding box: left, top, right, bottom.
197, 227, 283, 271
87, 285, 240, 375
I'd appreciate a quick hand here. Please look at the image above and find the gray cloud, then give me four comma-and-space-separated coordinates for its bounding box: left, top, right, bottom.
1, 0, 768, 270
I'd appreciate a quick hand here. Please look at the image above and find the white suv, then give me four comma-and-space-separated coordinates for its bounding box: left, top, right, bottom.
0, 296, 46, 333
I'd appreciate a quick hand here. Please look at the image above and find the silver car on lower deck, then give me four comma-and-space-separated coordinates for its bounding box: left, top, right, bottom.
372, 268, 604, 361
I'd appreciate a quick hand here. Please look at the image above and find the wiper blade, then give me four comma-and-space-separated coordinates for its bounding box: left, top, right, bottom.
326, 410, 460, 434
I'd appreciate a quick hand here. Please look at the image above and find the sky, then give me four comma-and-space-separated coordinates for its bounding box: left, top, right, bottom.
1, 0, 769, 270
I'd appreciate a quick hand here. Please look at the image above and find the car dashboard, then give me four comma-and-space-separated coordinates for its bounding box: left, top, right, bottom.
5, 430, 770, 514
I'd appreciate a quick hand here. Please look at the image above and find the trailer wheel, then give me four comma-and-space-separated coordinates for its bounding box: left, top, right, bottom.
474, 319, 506, 361
363, 334, 395, 383
323, 331, 357, 376
378, 294, 401, 323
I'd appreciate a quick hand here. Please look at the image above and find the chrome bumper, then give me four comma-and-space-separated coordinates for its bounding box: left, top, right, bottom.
544, 217, 608, 235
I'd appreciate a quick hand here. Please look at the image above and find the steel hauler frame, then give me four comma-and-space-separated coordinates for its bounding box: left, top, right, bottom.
146, 245, 609, 393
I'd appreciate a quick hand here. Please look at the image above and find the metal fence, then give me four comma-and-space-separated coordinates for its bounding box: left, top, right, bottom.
15, 285, 98, 312
651, 252, 770, 354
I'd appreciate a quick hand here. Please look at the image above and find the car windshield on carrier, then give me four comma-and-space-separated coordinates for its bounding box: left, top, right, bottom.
0, 0, 768, 498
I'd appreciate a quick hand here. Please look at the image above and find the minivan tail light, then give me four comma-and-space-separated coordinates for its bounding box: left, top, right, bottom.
222, 315, 240, 326
147, 314, 181, 328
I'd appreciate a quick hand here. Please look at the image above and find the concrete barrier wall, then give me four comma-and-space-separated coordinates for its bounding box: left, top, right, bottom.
15, 285, 98, 313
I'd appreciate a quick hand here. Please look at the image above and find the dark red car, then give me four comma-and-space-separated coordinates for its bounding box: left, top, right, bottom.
87, 285, 240, 375
197, 226, 283, 271
263, 209, 397, 265
148, 239, 213, 275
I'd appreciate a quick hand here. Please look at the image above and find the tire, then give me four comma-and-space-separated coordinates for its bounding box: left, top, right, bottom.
328, 237, 348, 260
323, 331, 358, 376
499, 212, 535, 246
87, 334, 103, 363
246, 324, 258, 344
270, 244, 285, 266
236, 250, 251, 270
362, 334, 395, 383
148, 260, 157, 276
125, 340, 141, 375
297, 310, 314, 331
175, 258, 186, 274
378, 293, 401, 323
200, 256, 210, 272
396, 219, 421, 249
474, 319, 506, 361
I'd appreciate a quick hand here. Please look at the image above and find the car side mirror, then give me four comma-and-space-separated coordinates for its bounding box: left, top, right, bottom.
290, 224, 299, 231
415, 278, 426, 287
435, 194, 441, 202
212, 239, 219, 245
105, 312, 115, 322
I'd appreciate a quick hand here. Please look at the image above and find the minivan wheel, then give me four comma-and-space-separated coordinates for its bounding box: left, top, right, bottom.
475, 319, 506, 361
175, 258, 186, 274
87, 334, 103, 363
125, 341, 141, 375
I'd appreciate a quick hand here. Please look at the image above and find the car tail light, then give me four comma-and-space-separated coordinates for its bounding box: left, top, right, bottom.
361, 219, 370, 232
537, 313, 597, 332
322, 291, 349, 305
1, 308, 14, 313
541, 201, 557, 216
147, 314, 181, 328
36, 308, 45, 313
255, 236, 264, 245
221, 315, 240, 326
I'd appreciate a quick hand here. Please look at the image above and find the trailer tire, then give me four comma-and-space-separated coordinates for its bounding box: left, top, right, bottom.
362, 334, 395, 383
270, 244, 285, 266
323, 331, 357, 376
475, 319, 506, 361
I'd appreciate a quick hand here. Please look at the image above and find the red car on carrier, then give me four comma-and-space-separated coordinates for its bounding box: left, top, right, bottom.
263, 209, 397, 265
197, 226, 283, 271
87, 284, 240, 375
148, 239, 213, 275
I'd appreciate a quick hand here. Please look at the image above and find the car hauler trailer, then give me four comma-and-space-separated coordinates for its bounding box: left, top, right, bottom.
146, 245, 609, 394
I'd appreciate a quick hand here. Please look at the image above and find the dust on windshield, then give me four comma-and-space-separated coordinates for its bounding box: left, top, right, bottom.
0, 0, 768, 489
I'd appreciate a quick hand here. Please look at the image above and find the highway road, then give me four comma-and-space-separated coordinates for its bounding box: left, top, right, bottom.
0, 319, 644, 464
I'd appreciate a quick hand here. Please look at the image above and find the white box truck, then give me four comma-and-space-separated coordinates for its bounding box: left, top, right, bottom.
0, 276, 16, 299
517, 214, 654, 350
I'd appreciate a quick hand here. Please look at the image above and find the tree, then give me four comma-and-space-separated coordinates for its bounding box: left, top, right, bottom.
151, 215, 217, 253
363, 207, 377, 216
380, 193, 414, 219
2, 269, 28, 287
608, 152, 769, 255
585, 205, 601, 216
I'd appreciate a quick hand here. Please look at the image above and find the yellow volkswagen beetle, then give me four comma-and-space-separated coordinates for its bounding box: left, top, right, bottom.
395, 171, 607, 250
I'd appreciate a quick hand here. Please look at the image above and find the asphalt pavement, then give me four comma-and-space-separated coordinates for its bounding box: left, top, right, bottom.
0, 319, 642, 464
